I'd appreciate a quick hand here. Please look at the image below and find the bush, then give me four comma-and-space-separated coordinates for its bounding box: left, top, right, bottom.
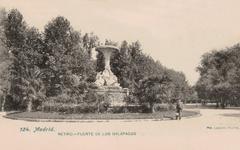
168, 103, 176, 110
42, 102, 99, 114
126, 105, 147, 113
106, 105, 149, 113
96, 94, 110, 113
51, 94, 75, 103
42, 90, 113, 114
46, 93, 85, 104
83, 90, 98, 103
139, 103, 152, 113
124, 95, 139, 104
153, 103, 175, 112
107, 106, 124, 113
32, 99, 43, 111
4, 95, 25, 111
42, 102, 177, 114
77, 103, 98, 113
98, 101, 110, 113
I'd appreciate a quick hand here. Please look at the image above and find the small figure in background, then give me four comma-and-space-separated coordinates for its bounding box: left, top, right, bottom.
176, 99, 183, 120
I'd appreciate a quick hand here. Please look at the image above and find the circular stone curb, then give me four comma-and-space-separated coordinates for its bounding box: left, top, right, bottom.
3, 111, 201, 123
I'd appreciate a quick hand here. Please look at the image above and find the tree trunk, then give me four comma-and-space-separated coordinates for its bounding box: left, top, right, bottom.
220, 98, 225, 109
1, 96, 5, 112
216, 101, 219, 108
149, 103, 154, 113
221, 102, 225, 109
27, 99, 32, 112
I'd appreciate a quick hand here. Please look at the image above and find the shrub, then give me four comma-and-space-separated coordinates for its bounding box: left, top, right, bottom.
168, 103, 176, 110
106, 105, 149, 113
138, 103, 151, 113
32, 99, 42, 111
4, 95, 25, 111
96, 94, 110, 113
42, 91, 112, 114
153, 103, 175, 112
125, 105, 145, 113
76, 103, 98, 113
46, 93, 85, 104
98, 101, 110, 113
83, 90, 98, 103
42, 101, 100, 114
124, 95, 139, 104
107, 106, 124, 113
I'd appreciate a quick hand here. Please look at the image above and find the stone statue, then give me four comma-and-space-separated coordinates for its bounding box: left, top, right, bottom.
94, 45, 120, 88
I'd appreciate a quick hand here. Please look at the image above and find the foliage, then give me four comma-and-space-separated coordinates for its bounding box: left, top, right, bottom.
82, 32, 99, 58
0, 8, 9, 111
0, 8, 193, 113
106, 105, 148, 113
108, 40, 191, 107
44, 16, 79, 96
153, 103, 176, 112
2, 9, 46, 111
136, 75, 171, 112
42, 102, 98, 114
196, 44, 240, 107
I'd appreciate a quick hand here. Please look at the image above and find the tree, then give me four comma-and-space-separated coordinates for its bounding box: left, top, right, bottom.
43, 16, 96, 96
1, 8, 193, 112
20, 66, 46, 111
137, 75, 171, 113
4, 9, 26, 53
3, 9, 28, 110
196, 44, 240, 108
82, 32, 99, 58
2, 9, 46, 111
44, 16, 79, 96
0, 8, 9, 111
110, 40, 131, 88
165, 69, 190, 102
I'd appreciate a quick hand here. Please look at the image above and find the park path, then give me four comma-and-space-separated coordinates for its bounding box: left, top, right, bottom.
0, 109, 240, 150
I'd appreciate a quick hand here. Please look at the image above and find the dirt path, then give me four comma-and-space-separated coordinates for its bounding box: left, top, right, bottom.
0, 109, 240, 150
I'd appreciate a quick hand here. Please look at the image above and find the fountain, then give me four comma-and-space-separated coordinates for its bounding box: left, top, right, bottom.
94, 45, 128, 106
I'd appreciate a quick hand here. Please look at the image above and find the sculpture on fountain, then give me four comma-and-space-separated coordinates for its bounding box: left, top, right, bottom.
94, 45, 128, 106
94, 45, 120, 88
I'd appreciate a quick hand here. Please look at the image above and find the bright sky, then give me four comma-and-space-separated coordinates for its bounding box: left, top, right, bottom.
1, 0, 240, 85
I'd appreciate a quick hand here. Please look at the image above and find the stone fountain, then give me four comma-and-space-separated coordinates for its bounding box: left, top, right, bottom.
94, 45, 128, 106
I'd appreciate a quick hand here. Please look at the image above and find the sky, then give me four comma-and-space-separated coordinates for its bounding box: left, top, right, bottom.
1, 0, 240, 85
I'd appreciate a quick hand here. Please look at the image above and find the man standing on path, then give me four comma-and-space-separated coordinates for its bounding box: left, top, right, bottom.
176, 99, 183, 120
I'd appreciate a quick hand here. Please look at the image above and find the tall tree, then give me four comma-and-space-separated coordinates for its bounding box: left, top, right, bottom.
0, 8, 9, 111
196, 44, 240, 107
3, 9, 46, 111
112, 40, 132, 88
3, 9, 28, 110
43, 16, 96, 96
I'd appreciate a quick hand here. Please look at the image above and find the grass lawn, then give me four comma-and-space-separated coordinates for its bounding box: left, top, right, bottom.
6, 110, 199, 121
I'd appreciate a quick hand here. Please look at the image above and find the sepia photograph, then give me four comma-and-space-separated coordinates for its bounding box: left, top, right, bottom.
0, 0, 240, 150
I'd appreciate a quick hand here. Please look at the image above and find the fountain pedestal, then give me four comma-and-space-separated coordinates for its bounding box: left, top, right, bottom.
94, 45, 128, 106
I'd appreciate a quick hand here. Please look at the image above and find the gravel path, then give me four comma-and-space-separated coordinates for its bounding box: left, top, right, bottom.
0, 109, 240, 150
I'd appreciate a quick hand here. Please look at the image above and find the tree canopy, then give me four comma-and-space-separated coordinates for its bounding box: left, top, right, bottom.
196, 44, 240, 107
